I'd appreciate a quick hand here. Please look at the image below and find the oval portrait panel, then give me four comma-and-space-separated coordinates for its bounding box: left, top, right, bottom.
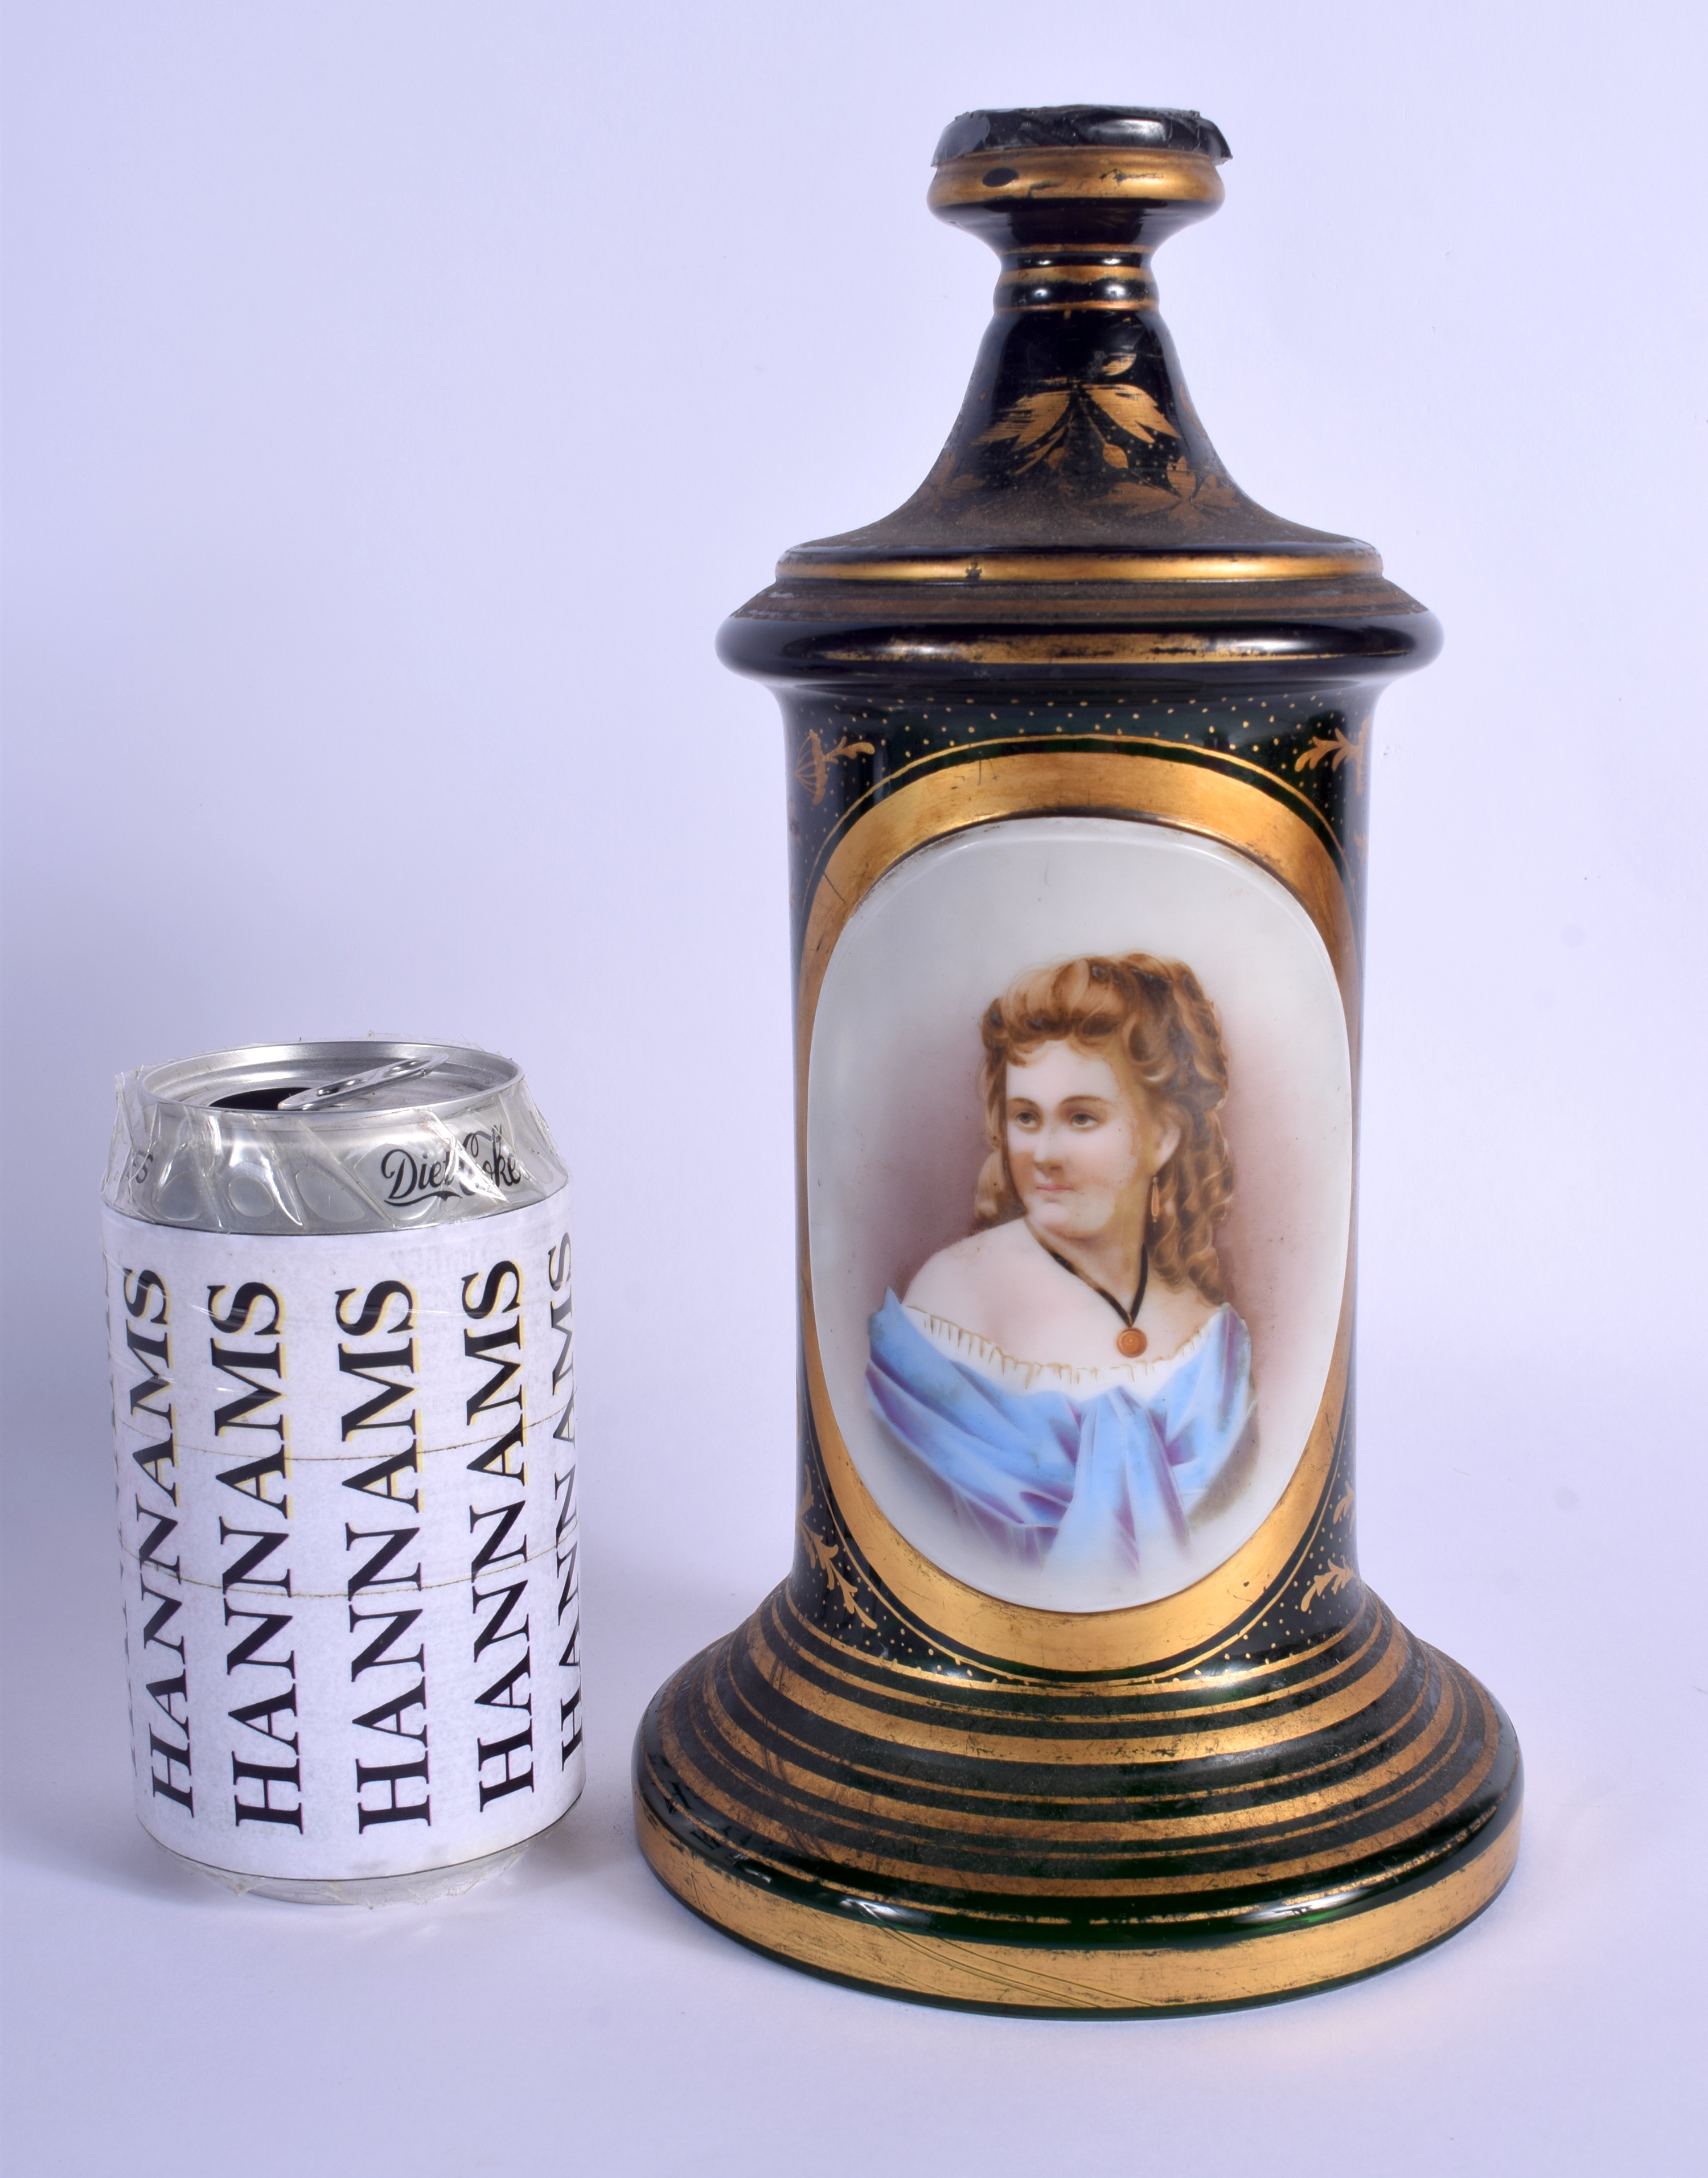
806, 815, 1352, 1614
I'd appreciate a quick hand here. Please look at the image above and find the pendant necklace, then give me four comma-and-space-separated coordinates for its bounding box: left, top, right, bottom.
1034, 1231, 1149, 1357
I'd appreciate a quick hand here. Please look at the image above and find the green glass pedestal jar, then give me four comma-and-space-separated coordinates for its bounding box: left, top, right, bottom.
636, 104, 1520, 2013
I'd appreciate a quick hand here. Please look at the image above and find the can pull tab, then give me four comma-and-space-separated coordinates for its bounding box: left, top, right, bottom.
278, 1051, 451, 1113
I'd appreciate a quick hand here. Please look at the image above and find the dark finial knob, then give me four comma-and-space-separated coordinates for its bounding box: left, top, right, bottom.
932, 105, 1231, 165
927, 104, 1230, 255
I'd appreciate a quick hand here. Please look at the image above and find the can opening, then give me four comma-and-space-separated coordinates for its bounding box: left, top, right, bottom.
210, 1086, 316, 1111
208, 1055, 450, 1114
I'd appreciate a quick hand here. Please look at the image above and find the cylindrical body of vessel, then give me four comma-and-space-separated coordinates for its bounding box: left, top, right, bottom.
102, 1039, 585, 1904
635, 106, 1520, 2011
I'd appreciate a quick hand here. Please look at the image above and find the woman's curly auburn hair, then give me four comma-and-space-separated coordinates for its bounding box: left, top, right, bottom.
974, 953, 1235, 1305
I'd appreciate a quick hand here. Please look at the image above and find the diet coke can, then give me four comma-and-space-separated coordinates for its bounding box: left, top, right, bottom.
100, 1041, 584, 1903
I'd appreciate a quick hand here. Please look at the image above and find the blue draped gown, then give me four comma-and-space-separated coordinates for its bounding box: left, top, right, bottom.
866, 1292, 1256, 1580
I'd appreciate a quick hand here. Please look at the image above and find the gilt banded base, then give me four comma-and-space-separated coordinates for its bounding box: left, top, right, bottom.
634, 1547, 1520, 2013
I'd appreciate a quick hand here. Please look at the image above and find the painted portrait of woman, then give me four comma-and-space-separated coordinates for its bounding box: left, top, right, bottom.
865, 953, 1257, 1586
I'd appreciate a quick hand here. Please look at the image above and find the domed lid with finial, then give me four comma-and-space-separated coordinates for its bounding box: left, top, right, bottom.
723, 105, 1436, 683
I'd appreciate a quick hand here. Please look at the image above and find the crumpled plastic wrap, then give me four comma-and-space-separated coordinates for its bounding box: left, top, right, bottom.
102, 1039, 568, 1235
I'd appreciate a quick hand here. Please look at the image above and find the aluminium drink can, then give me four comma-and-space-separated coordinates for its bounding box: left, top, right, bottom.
100, 1040, 584, 1904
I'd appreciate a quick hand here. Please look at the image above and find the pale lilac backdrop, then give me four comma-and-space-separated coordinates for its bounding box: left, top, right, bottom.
3, 4, 1703, 2174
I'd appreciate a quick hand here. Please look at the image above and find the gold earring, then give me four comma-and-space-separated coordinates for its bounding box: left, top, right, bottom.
1149, 1174, 1162, 1223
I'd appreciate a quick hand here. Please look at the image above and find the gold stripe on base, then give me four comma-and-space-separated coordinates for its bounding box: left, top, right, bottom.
636, 1795, 1520, 2012
775, 548, 1381, 585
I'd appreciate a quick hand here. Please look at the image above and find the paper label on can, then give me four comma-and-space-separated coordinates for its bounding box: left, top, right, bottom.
101, 1188, 584, 1881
